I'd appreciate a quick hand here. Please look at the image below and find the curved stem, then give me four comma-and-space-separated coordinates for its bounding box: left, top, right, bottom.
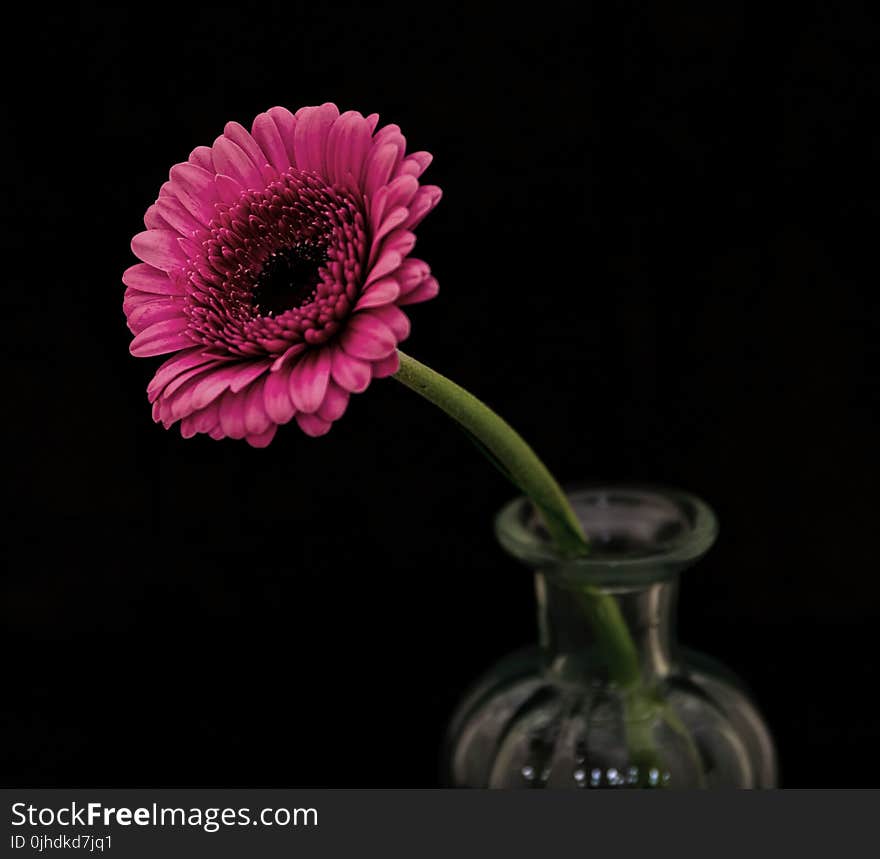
574, 587, 643, 690
393, 350, 642, 690
393, 350, 587, 557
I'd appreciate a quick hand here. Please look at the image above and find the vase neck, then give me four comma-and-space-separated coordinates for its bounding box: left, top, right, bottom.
535, 572, 679, 686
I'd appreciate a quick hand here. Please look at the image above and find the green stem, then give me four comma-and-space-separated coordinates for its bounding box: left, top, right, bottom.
394, 351, 585, 555
574, 587, 643, 690
393, 350, 642, 690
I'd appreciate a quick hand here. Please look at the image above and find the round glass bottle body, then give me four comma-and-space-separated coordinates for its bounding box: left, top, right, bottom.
445, 486, 778, 789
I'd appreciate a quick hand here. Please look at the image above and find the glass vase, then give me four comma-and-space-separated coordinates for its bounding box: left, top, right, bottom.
445, 485, 778, 789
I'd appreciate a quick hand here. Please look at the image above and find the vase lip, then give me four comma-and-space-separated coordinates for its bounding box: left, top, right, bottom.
495, 483, 719, 585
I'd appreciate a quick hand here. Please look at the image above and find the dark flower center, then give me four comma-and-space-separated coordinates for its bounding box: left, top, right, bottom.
253, 241, 328, 317
184, 168, 366, 356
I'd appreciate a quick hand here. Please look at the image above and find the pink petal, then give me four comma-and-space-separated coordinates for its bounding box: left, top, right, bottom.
402, 185, 443, 229
158, 365, 219, 422
326, 111, 372, 187
243, 377, 272, 435
229, 360, 272, 393
296, 413, 332, 437
168, 162, 219, 225
330, 346, 372, 393
372, 124, 406, 153
213, 137, 263, 191
396, 151, 433, 178
267, 106, 298, 164
246, 425, 277, 448
363, 142, 401, 200
223, 121, 267, 168
293, 103, 340, 177
156, 196, 203, 237
123, 263, 184, 296
371, 174, 419, 226
131, 230, 187, 272
177, 236, 200, 260
371, 352, 400, 378
129, 317, 193, 357
317, 382, 349, 422
147, 349, 219, 402
270, 342, 307, 371
368, 305, 410, 341
215, 174, 245, 204
289, 348, 331, 413
385, 173, 420, 207
252, 111, 291, 172
189, 145, 214, 170
218, 389, 248, 439
123, 288, 165, 315
398, 275, 439, 306
339, 312, 397, 360
354, 277, 400, 311
376, 228, 416, 261
180, 415, 199, 439
395, 258, 431, 295
193, 401, 221, 434
154, 396, 174, 428
188, 365, 243, 411
161, 378, 197, 425
365, 249, 403, 286
369, 206, 409, 262
168, 162, 214, 199
263, 365, 297, 423
126, 298, 184, 334
166, 367, 218, 416
144, 203, 171, 230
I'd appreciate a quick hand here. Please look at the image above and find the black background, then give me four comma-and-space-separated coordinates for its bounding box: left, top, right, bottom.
2, 3, 877, 788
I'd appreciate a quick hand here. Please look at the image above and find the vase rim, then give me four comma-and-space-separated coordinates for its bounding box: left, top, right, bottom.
495, 483, 719, 585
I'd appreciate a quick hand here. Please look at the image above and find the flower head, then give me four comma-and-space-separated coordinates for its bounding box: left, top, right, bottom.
123, 103, 441, 445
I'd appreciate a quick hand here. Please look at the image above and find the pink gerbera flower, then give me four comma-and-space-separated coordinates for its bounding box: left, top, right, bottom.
123, 103, 441, 446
